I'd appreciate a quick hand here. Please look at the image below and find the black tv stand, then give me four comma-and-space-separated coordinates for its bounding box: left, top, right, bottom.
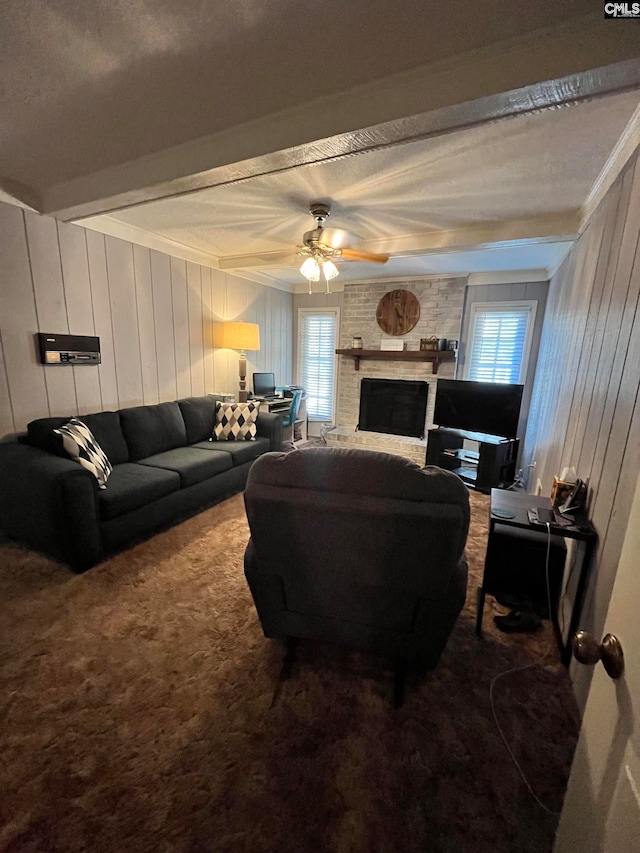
426, 428, 520, 493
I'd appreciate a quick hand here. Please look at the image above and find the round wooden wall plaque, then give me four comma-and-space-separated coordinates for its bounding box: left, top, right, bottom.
376, 289, 420, 336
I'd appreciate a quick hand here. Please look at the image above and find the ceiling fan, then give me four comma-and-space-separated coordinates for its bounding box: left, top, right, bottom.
298, 202, 389, 292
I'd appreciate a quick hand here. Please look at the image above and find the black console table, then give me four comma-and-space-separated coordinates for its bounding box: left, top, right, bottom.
477, 489, 597, 664
426, 428, 519, 493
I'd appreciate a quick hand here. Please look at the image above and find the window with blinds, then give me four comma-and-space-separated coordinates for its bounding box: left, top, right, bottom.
298, 309, 339, 421
465, 302, 536, 384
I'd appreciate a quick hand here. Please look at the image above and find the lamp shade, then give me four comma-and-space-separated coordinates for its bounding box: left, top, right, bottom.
322, 259, 339, 281
300, 256, 320, 281
214, 321, 260, 351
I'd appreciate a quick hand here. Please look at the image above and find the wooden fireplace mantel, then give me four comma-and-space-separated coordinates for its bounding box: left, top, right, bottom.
335, 348, 456, 374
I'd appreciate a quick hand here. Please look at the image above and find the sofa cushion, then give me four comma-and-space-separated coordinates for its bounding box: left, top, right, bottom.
98, 463, 181, 521
54, 417, 113, 489
214, 401, 260, 441
27, 411, 129, 464
119, 402, 187, 460
81, 412, 130, 465
192, 436, 271, 466
137, 447, 233, 488
27, 416, 70, 456
177, 396, 218, 444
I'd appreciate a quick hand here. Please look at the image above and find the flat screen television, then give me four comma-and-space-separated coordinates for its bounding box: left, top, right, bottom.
433, 379, 523, 438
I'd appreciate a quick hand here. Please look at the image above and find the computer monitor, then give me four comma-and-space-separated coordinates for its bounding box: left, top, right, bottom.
253, 372, 276, 397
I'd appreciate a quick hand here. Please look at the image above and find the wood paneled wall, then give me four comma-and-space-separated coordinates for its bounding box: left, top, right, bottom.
527, 152, 640, 703
0, 202, 292, 435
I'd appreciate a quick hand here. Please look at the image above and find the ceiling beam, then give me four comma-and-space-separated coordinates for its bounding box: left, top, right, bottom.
44, 16, 640, 221
218, 213, 580, 270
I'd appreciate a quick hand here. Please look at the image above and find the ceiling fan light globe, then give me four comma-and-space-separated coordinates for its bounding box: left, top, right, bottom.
322, 259, 339, 281
300, 256, 320, 281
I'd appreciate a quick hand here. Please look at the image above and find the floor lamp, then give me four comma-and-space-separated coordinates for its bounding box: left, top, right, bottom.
214, 322, 261, 402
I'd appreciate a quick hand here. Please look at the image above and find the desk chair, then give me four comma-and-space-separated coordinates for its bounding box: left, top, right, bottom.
281, 389, 303, 449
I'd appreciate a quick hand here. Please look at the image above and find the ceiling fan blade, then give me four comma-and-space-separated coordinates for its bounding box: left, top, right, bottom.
340, 248, 390, 264
303, 226, 354, 249
219, 250, 298, 270
316, 227, 353, 249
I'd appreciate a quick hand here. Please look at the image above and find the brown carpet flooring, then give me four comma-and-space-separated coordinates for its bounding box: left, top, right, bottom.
0, 489, 579, 853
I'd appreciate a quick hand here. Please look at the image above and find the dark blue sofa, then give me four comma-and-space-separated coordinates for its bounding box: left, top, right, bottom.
0, 395, 282, 571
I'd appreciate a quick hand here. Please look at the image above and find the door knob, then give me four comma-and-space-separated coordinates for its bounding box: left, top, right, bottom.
572, 631, 625, 679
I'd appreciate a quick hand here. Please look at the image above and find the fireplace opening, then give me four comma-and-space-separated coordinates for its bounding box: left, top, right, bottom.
357, 378, 429, 439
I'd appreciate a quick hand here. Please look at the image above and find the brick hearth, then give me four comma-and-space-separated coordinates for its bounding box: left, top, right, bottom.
325, 426, 427, 466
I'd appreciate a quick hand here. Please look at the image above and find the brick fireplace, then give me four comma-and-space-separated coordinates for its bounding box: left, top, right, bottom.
326, 276, 466, 463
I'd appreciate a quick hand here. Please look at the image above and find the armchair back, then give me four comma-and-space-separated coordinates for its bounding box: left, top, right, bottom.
244, 447, 470, 667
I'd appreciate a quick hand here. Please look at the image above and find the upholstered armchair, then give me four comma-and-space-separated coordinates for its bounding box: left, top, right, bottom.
243, 447, 470, 702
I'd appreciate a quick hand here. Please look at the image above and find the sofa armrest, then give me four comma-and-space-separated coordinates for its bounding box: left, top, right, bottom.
256, 411, 283, 452
0, 440, 102, 570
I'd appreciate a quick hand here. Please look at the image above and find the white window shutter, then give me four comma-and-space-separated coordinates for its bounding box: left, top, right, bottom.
299, 311, 338, 420
467, 303, 535, 384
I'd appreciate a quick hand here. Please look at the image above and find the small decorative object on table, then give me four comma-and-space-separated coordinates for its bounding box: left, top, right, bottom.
551, 467, 578, 507
380, 339, 405, 351
551, 476, 575, 508
420, 336, 438, 351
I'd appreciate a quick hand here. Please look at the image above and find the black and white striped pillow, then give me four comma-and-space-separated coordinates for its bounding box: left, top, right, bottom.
54, 417, 113, 489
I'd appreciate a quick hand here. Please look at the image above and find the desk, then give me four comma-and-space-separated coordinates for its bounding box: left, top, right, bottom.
259, 398, 290, 413
476, 489, 597, 663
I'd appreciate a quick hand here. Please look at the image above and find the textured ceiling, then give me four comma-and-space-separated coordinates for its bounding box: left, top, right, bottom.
109, 93, 638, 254
2, 0, 639, 287
0, 0, 596, 189
86, 90, 640, 286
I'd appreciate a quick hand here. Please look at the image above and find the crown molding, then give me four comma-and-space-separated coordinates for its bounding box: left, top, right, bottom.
580, 102, 640, 229
78, 215, 295, 291
223, 269, 294, 293
80, 214, 222, 269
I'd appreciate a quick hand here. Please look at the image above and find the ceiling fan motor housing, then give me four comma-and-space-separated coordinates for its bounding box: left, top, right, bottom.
302, 228, 334, 250
309, 202, 331, 226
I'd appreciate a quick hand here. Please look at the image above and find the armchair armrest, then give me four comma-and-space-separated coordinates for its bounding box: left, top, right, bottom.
256, 410, 283, 452
0, 440, 102, 570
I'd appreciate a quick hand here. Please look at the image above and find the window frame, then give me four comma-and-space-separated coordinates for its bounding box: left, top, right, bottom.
463, 300, 537, 384
296, 307, 340, 422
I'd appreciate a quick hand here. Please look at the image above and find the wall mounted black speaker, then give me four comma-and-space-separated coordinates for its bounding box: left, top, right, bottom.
36, 333, 101, 365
